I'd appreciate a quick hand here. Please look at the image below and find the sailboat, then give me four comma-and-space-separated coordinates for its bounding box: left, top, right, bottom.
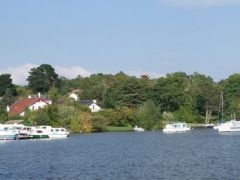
217, 92, 240, 132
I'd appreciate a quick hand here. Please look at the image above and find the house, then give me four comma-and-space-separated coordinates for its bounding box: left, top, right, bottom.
79, 100, 101, 113
7, 95, 52, 117
68, 89, 80, 101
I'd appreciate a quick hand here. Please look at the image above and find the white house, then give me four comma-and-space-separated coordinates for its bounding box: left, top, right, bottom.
8, 96, 51, 117
68, 89, 80, 101
69, 93, 79, 101
79, 100, 101, 113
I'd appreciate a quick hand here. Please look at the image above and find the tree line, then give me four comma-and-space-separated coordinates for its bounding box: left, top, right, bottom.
0, 64, 240, 132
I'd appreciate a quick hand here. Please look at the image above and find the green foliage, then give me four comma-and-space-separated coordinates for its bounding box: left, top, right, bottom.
43, 105, 60, 127
47, 89, 60, 102
16, 86, 29, 98
134, 100, 161, 130
32, 111, 50, 126
0, 108, 8, 123
58, 106, 76, 127
1, 88, 16, 106
173, 106, 201, 123
91, 114, 108, 132
117, 78, 147, 108
0, 74, 17, 97
27, 64, 61, 93
152, 76, 187, 112
70, 112, 92, 133
222, 74, 240, 116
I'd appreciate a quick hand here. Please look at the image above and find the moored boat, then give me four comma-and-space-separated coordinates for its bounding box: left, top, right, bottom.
49, 128, 69, 138
133, 125, 145, 132
30, 126, 69, 139
218, 120, 240, 132
0, 124, 18, 140
163, 122, 191, 133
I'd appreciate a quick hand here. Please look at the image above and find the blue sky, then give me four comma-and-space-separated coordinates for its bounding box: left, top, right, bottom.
1, 0, 240, 84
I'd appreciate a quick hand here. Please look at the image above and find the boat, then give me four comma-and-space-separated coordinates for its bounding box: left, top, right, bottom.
203, 123, 215, 128
133, 125, 145, 132
218, 119, 240, 132
163, 122, 191, 133
49, 128, 69, 138
215, 92, 240, 132
30, 126, 51, 139
30, 126, 69, 139
0, 124, 18, 140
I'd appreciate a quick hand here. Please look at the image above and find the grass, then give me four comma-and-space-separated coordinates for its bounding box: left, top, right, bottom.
189, 123, 205, 128
105, 126, 133, 132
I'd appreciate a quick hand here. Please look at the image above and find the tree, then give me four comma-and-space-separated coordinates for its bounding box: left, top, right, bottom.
58, 106, 76, 127
117, 78, 147, 108
27, 64, 61, 93
70, 112, 92, 133
222, 74, 240, 118
134, 100, 161, 130
0, 108, 8, 123
151, 75, 187, 112
1, 88, 16, 107
0, 74, 17, 97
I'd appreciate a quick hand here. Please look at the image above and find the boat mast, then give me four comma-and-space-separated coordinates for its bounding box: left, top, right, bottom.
221, 91, 224, 123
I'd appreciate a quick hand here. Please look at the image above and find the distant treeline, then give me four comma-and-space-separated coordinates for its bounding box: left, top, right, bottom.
0, 64, 240, 132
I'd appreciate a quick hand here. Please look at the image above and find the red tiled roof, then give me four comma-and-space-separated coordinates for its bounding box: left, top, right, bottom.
8, 98, 49, 116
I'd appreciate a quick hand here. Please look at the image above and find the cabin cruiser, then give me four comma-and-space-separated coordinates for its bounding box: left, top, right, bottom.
133, 125, 145, 132
218, 120, 240, 132
30, 126, 69, 139
163, 122, 191, 133
49, 128, 70, 138
0, 124, 18, 140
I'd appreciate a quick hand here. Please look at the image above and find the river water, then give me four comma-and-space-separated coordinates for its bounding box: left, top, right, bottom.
0, 129, 240, 180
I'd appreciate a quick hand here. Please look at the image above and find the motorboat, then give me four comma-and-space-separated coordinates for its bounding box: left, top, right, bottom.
163, 122, 191, 133
133, 125, 145, 132
49, 128, 69, 138
218, 120, 240, 132
203, 123, 215, 128
30, 126, 69, 139
0, 124, 18, 140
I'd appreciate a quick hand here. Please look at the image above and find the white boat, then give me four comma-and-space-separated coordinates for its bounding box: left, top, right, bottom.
218, 120, 240, 132
49, 128, 69, 138
213, 125, 219, 130
30, 126, 69, 139
133, 125, 145, 132
163, 122, 191, 133
0, 124, 18, 140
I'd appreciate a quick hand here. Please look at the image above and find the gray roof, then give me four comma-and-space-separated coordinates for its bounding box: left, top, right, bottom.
79, 100, 94, 106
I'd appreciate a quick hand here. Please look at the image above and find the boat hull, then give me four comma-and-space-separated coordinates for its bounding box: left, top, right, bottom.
31, 134, 49, 139
218, 120, 240, 132
0, 134, 16, 140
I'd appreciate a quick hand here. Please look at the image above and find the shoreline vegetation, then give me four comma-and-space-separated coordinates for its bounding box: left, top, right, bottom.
0, 64, 240, 133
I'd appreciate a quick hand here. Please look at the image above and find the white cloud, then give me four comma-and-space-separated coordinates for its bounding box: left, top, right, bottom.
55, 66, 91, 79
126, 70, 165, 79
0, 64, 91, 85
0, 64, 164, 85
0, 64, 36, 85
160, 0, 240, 8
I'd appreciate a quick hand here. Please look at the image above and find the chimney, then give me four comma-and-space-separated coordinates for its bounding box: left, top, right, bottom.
6, 106, 10, 112
38, 92, 41, 98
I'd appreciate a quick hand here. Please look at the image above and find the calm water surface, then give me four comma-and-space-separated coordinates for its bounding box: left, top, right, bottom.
0, 129, 240, 180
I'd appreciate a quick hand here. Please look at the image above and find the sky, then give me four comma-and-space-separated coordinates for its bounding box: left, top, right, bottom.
1, 0, 240, 84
